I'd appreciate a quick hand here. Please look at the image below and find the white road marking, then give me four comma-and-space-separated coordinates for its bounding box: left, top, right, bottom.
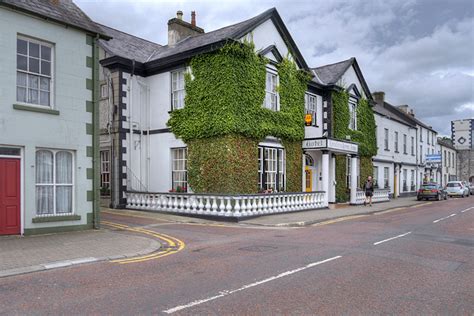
461, 207, 474, 213
373, 232, 411, 246
433, 213, 457, 223
163, 256, 342, 314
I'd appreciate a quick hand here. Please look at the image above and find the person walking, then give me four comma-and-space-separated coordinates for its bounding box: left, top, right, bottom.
364, 176, 374, 206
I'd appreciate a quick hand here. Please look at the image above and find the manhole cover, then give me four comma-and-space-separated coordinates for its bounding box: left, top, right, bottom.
238, 245, 278, 252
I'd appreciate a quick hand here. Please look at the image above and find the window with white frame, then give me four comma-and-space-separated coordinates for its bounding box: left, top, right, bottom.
171, 148, 187, 191
403, 134, 407, 154
264, 69, 279, 111
100, 150, 110, 189
420, 129, 423, 142
427, 131, 430, 145
346, 156, 351, 188
384, 128, 389, 150
384, 167, 389, 189
348, 97, 357, 130
36, 150, 73, 215
394, 131, 399, 152
258, 147, 285, 191
373, 166, 378, 187
410, 170, 415, 190
403, 169, 407, 191
17, 37, 53, 107
100, 83, 108, 99
411, 136, 415, 155
420, 145, 423, 163
171, 69, 186, 110
305, 93, 317, 126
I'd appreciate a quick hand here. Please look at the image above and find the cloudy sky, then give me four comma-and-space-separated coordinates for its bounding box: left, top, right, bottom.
76, 0, 474, 136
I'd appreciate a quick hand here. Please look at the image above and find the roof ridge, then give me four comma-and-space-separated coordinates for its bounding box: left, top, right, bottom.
96, 22, 162, 47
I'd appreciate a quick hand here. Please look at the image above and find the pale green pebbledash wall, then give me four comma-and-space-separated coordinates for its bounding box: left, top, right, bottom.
0, 7, 95, 234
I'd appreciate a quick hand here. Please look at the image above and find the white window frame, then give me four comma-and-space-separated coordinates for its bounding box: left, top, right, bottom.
171, 147, 187, 191
427, 131, 430, 145
305, 93, 317, 126
403, 134, 407, 154
346, 156, 351, 188
263, 67, 279, 111
411, 136, 415, 155
394, 131, 399, 152
410, 170, 415, 191
100, 83, 108, 99
348, 97, 357, 130
373, 166, 378, 187
258, 146, 285, 191
100, 150, 110, 189
16, 35, 54, 108
35, 149, 75, 216
383, 167, 389, 189
384, 128, 389, 150
403, 169, 407, 191
171, 69, 186, 110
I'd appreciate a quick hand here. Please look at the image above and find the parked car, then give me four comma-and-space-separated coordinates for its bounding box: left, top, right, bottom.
446, 181, 469, 198
417, 183, 447, 201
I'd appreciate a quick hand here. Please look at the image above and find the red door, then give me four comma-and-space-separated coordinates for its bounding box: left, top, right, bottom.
0, 159, 21, 235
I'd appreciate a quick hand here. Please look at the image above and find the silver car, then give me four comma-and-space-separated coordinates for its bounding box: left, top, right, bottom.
446, 181, 469, 197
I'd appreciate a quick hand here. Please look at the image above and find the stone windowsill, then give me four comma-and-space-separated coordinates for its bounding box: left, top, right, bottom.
13, 103, 60, 115
32, 214, 81, 223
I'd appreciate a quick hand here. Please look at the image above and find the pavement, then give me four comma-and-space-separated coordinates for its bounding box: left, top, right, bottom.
1, 195, 472, 315
0, 229, 161, 278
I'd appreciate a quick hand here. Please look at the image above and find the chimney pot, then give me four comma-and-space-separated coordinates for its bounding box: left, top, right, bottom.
191, 11, 196, 27
177, 10, 183, 20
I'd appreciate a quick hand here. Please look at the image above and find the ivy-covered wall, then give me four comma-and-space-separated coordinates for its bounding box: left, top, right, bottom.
332, 90, 377, 202
187, 135, 258, 193
168, 42, 309, 193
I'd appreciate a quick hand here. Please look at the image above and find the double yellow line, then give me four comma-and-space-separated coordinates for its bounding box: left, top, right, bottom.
102, 221, 185, 264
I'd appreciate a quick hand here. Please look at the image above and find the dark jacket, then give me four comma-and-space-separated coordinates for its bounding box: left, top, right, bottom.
364, 181, 374, 192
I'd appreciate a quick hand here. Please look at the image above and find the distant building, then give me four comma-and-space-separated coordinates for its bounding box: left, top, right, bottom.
452, 119, 474, 183
436, 138, 457, 186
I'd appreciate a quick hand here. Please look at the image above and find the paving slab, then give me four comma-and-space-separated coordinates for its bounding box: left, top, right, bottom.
0, 229, 160, 278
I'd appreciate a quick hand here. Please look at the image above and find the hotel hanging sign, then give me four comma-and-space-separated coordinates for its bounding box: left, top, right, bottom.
303, 138, 358, 154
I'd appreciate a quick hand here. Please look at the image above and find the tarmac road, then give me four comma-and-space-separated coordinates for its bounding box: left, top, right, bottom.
1, 196, 473, 315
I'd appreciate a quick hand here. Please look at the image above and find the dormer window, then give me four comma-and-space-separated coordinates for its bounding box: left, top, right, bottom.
348, 97, 357, 130
264, 68, 279, 111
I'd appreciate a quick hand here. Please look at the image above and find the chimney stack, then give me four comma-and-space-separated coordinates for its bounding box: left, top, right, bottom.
191, 11, 196, 27
168, 10, 204, 46
372, 91, 385, 105
397, 105, 415, 117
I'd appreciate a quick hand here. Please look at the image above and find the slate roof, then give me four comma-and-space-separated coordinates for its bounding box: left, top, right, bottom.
311, 58, 354, 85
437, 137, 456, 150
99, 7, 308, 71
147, 8, 274, 62
0, 0, 108, 37
392, 105, 437, 133
97, 24, 163, 63
373, 102, 417, 128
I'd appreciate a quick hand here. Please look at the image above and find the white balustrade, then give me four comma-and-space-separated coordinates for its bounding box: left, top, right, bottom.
125, 191, 327, 218
353, 189, 390, 205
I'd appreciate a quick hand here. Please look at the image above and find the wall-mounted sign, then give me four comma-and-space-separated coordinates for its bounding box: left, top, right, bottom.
304, 114, 313, 126
425, 154, 441, 164
302, 138, 358, 154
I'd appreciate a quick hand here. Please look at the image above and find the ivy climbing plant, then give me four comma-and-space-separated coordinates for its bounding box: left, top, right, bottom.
332, 89, 377, 202
167, 41, 309, 193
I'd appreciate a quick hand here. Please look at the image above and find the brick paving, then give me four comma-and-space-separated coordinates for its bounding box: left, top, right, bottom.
0, 229, 160, 277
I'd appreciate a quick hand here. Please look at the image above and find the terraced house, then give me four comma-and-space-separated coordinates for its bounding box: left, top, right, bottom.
0, 0, 107, 235
96, 7, 382, 215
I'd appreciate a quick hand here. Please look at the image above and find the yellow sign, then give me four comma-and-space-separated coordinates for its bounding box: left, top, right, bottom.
305, 114, 312, 126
